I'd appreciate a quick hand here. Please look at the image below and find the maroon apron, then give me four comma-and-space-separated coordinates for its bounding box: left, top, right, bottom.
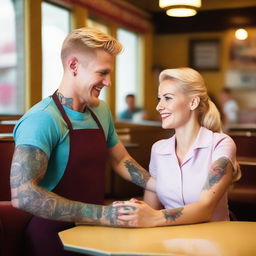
24, 92, 108, 256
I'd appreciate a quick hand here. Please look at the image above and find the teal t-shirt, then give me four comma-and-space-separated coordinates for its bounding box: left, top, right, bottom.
14, 96, 119, 191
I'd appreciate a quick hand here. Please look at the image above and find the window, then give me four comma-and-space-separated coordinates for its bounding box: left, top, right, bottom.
116, 28, 140, 117
42, 2, 70, 98
0, 0, 24, 114
87, 18, 110, 101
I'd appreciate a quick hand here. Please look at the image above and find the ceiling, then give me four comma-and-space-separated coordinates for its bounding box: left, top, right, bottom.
124, 0, 256, 13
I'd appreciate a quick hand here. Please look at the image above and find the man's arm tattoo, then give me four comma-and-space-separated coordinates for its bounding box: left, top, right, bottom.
162, 207, 184, 222
10, 145, 107, 223
203, 157, 229, 190
124, 159, 150, 188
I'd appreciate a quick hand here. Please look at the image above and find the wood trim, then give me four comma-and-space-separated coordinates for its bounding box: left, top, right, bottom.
237, 157, 256, 166
25, 0, 42, 109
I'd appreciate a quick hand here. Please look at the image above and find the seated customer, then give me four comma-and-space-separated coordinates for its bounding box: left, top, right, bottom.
118, 94, 146, 121
115, 67, 241, 227
219, 87, 239, 126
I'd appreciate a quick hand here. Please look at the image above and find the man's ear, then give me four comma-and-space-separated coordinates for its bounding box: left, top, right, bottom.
67, 57, 78, 73
190, 96, 200, 110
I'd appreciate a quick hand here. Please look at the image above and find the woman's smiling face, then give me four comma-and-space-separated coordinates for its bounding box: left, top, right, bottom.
156, 79, 193, 129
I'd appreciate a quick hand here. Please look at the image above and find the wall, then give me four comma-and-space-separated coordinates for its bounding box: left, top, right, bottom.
153, 28, 256, 110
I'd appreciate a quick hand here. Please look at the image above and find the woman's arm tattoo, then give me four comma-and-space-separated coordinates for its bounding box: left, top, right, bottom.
203, 157, 229, 190
162, 207, 184, 222
124, 159, 150, 188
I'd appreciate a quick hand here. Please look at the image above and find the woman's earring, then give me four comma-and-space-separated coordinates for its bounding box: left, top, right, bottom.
73, 71, 77, 77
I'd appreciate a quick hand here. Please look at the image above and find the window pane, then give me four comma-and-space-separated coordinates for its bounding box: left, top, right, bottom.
87, 18, 110, 101
42, 2, 70, 98
116, 29, 139, 117
0, 0, 24, 114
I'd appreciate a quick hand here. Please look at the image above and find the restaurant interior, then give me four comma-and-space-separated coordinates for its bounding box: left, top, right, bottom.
0, 0, 256, 255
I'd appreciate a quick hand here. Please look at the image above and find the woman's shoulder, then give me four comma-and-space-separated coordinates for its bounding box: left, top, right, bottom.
211, 130, 236, 150
152, 135, 175, 154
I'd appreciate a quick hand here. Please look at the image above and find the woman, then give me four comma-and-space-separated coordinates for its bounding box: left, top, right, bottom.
115, 67, 240, 227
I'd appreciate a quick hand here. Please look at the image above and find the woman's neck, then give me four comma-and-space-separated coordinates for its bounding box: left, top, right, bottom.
175, 119, 201, 165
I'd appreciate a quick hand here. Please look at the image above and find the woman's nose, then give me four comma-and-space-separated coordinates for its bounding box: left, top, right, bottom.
156, 101, 162, 112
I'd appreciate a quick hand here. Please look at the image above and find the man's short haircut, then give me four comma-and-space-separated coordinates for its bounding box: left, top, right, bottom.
126, 94, 135, 99
221, 87, 231, 94
61, 27, 123, 66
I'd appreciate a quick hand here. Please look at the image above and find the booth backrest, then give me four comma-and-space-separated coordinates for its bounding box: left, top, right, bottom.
0, 137, 15, 201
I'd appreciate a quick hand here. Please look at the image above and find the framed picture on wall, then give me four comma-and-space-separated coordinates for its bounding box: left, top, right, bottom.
189, 39, 220, 71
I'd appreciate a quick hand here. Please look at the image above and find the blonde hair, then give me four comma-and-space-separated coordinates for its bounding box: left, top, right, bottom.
61, 27, 122, 65
160, 67, 241, 182
159, 67, 222, 133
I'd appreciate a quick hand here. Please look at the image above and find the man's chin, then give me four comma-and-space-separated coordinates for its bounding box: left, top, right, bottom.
88, 99, 100, 108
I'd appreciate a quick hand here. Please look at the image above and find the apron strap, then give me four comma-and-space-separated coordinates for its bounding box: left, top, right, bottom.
52, 91, 73, 130
87, 108, 104, 132
52, 91, 105, 135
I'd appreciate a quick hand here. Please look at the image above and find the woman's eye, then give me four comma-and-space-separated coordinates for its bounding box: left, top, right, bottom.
165, 96, 172, 101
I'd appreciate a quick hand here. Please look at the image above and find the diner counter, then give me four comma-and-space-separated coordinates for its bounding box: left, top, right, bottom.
59, 221, 256, 256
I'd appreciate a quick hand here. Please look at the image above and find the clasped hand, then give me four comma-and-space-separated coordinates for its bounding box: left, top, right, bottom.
111, 198, 161, 227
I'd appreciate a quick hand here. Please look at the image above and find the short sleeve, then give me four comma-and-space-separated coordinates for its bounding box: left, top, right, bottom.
149, 142, 158, 178
14, 111, 59, 158
212, 135, 237, 170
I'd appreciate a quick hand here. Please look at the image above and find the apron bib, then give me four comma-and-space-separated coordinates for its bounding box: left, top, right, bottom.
24, 92, 108, 256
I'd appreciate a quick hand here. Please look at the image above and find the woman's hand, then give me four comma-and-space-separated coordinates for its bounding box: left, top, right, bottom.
113, 198, 163, 227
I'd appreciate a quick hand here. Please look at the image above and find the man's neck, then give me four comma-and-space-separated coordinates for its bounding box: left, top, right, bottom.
57, 91, 74, 110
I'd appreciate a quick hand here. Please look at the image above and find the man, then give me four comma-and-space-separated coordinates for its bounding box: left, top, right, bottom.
10, 27, 154, 256
118, 94, 146, 121
219, 87, 239, 127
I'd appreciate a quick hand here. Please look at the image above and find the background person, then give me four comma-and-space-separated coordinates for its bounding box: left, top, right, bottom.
115, 67, 240, 227
10, 27, 154, 256
219, 87, 239, 126
118, 94, 147, 121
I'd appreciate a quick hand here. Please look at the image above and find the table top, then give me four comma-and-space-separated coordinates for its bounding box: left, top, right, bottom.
59, 221, 256, 256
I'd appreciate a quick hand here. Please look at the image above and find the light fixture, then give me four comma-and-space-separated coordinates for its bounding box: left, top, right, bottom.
159, 0, 201, 17
235, 28, 248, 40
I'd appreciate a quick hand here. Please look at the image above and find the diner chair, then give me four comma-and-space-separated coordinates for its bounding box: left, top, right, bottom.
0, 201, 32, 256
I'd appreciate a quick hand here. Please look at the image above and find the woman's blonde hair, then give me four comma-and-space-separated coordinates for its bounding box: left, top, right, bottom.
61, 27, 122, 66
159, 67, 222, 132
159, 67, 241, 181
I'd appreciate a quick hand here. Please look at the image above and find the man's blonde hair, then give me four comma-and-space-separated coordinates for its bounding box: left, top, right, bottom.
61, 27, 122, 65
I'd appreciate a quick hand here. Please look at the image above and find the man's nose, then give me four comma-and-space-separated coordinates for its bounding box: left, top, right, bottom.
103, 75, 111, 87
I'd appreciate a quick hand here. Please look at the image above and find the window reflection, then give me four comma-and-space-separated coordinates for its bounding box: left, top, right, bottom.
0, 0, 23, 114
42, 2, 70, 98
116, 29, 140, 117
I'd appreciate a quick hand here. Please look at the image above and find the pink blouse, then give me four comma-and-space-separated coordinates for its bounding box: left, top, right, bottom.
149, 127, 237, 221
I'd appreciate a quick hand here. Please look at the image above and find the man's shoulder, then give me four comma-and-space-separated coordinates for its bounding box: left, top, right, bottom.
14, 97, 60, 132
21, 97, 59, 121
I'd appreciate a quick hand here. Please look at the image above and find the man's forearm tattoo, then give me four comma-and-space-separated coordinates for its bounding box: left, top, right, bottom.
10, 145, 104, 222
102, 205, 120, 225
57, 92, 73, 109
162, 207, 184, 222
203, 157, 229, 190
80, 204, 103, 223
124, 159, 150, 188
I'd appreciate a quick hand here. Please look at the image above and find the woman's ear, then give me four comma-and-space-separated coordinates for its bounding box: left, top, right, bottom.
190, 96, 200, 110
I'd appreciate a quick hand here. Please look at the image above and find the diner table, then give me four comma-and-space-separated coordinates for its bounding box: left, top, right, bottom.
59, 221, 256, 256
